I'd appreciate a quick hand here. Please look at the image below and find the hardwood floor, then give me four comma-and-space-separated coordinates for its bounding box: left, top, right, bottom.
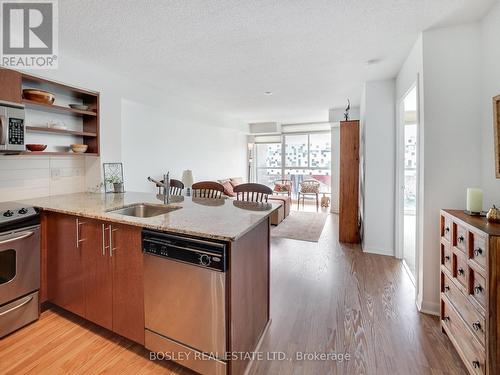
0, 215, 466, 375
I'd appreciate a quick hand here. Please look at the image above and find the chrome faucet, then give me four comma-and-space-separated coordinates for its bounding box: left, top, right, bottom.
147, 172, 170, 204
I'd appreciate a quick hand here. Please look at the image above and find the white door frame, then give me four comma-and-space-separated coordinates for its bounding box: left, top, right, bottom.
395, 78, 421, 289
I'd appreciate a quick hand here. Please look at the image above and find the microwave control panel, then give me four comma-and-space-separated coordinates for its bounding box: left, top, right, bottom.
8, 118, 24, 145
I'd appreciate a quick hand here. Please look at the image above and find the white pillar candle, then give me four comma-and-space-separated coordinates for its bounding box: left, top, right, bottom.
466, 188, 483, 213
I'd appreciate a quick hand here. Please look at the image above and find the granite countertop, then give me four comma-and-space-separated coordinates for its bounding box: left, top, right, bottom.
17, 192, 280, 241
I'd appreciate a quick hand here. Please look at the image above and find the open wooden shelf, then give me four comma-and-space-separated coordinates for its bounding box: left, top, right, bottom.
22, 99, 97, 117
20, 151, 98, 156
26, 126, 97, 137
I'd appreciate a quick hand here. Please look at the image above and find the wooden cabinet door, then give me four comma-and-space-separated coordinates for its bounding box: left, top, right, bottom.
0, 68, 22, 103
82, 220, 112, 330
110, 223, 144, 344
46, 213, 85, 317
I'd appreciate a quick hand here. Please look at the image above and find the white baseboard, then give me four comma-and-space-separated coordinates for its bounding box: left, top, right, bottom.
361, 246, 394, 257
416, 299, 439, 316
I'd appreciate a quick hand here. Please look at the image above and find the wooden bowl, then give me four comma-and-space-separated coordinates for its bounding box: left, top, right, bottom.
70, 144, 88, 153
26, 144, 47, 152
23, 89, 55, 105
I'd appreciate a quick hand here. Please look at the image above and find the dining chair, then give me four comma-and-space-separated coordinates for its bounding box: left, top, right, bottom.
297, 179, 320, 210
233, 183, 273, 202
191, 181, 225, 199
273, 179, 293, 197
155, 178, 184, 196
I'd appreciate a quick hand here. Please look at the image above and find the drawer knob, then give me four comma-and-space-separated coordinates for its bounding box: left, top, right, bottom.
472, 321, 482, 331
458, 235, 465, 243
472, 360, 480, 369
457, 268, 465, 276
473, 248, 483, 256
444, 286, 450, 292
444, 255, 450, 262
445, 227, 450, 234
474, 285, 483, 294
443, 316, 450, 322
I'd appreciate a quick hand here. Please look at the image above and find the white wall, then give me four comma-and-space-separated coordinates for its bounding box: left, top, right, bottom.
480, 2, 500, 207
121, 99, 247, 193
360, 79, 396, 256
0, 53, 247, 201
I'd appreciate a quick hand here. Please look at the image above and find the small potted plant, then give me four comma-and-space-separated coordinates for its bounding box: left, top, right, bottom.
106, 176, 123, 193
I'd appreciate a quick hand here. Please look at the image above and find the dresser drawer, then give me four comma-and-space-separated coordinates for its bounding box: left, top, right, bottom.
454, 222, 468, 253
441, 215, 452, 242
453, 250, 468, 289
441, 242, 452, 273
442, 272, 485, 346
470, 269, 487, 310
441, 299, 485, 375
469, 232, 487, 270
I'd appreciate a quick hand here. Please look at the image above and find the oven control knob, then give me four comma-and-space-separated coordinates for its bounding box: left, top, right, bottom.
3, 210, 14, 217
18, 208, 28, 214
199, 254, 211, 266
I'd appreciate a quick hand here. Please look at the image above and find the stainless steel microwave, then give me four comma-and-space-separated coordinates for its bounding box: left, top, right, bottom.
0, 102, 25, 153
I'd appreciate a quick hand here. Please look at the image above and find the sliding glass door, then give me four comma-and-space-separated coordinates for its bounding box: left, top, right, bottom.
255, 132, 331, 196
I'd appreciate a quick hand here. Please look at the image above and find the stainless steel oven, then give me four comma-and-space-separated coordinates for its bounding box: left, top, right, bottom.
0, 102, 25, 153
0, 204, 40, 338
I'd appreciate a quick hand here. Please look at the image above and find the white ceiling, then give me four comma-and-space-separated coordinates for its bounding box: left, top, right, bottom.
60, 0, 495, 124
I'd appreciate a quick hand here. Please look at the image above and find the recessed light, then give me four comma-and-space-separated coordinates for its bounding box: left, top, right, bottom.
264, 91, 273, 95
366, 59, 381, 65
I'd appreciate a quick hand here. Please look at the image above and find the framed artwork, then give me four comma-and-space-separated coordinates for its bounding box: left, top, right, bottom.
494, 95, 500, 178
103, 163, 124, 193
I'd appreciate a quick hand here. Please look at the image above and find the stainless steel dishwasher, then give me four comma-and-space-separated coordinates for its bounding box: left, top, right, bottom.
143, 229, 227, 375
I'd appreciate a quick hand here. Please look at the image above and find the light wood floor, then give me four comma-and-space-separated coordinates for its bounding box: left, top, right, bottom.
0, 215, 466, 375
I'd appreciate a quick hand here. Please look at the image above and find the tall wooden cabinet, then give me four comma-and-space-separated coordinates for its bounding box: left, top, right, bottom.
440, 210, 500, 375
45, 212, 144, 344
339, 120, 360, 243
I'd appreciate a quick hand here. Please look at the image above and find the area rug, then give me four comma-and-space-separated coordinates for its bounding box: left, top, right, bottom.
271, 211, 328, 242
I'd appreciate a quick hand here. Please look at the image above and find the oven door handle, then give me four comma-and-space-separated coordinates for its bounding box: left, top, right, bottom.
0, 295, 33, 317
0, 230, 34, 245
0, 115, 6, 145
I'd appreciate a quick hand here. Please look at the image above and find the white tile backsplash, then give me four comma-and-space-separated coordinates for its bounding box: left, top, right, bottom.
0, 155, 86, 202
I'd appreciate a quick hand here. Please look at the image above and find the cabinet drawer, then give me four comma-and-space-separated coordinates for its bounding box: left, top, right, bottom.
441, 299, 485, 375
469, 232, 487, 270
454, 222, 468, 253
441, 215, 452, 242
441, 242, 452, 273
470, 269, 487, 309
453, 250, 468, 289
442, 272, 485, 346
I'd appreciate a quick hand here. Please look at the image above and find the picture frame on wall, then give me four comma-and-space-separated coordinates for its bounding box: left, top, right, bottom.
103, 163, 125, 193
494, 95, 500, 178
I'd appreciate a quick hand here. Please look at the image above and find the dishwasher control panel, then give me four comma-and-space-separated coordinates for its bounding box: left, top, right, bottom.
142, 230, 227, 272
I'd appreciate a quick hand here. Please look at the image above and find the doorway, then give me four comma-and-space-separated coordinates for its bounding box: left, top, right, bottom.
397, 85, 419, 283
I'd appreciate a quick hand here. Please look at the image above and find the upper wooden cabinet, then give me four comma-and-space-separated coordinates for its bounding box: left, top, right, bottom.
0, 68, 22, 103
44, 212, 144, 344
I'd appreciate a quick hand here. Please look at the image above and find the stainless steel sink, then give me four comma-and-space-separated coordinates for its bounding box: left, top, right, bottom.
108, 203, 181, 218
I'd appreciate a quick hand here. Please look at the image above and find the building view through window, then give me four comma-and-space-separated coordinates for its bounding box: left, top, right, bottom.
255, 132, 331, 197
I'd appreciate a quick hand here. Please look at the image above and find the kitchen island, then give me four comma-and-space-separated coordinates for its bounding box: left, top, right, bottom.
18, 192, 278, 375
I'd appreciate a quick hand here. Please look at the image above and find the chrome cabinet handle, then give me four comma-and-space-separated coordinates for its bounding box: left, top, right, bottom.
458, 235, 465, 243
444, 255, 450, 262
444, 226, 450, 234
444, 286, 450, 292
109, 225, 118, 257
101, 224, 110, 256
76, 218, 85, 248
474, 285, 483, 294
457, 268, 464, 276
472, 360, 480, 369
473, 248, 483, 256
0, 295, 33, 316
0, 230, 34, 245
